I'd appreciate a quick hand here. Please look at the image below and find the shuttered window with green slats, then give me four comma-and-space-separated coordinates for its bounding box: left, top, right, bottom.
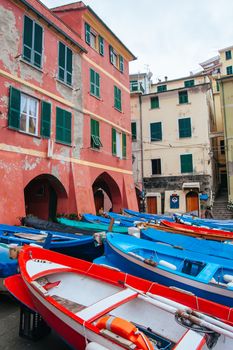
150, 122, 162, 141
119, 55, 124, 73
90, 69, 100, 98
8, 86, 21, 130
114, 86, 122, 111
99, 36, 104, 56
178, 118, 192, 138
85, 23, 91, 45
58, 42, 73, 85
56, 107, 71, 145
41, 101, 51, 138
122, 133, 126, 158
179, 90, 188, 104
23, 16, 43, 68
180, 154, 193, 173
131, 122, 137, 141
150, 96, 159, 109
112, 128, 117, 155
91, 119, 102, 149
184, 80, 194, 88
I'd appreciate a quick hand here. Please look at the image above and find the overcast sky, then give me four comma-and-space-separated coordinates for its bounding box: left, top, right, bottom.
42, 0, 233, 82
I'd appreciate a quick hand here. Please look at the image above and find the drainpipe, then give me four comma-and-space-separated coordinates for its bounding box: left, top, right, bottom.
139, 94, 145, 211
221, 81, 230, 200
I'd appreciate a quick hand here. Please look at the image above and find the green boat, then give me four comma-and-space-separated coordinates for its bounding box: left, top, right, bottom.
57, 217, 129, 234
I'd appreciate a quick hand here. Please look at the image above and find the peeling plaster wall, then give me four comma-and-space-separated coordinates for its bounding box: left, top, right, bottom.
0, 5, 20, 74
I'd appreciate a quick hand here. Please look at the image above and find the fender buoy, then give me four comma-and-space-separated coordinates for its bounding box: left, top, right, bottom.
96, 316, 154, 350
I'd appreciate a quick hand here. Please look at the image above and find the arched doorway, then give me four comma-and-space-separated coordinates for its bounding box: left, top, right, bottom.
186, 191, 199, 215
92, 172, 122, 213
24, 174, 67, 220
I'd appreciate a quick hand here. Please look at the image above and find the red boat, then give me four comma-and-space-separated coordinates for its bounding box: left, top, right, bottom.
161, 220, 233, 241
5, 246, 233, 350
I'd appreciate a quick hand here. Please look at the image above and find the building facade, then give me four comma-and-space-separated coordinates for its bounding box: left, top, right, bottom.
0, 0, 137, 224
130, 73, 215, 215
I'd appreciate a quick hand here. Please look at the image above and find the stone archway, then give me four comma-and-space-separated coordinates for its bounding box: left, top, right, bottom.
24, 174, 67, 220
92, 172, 122, 213
186, 191, 199, 215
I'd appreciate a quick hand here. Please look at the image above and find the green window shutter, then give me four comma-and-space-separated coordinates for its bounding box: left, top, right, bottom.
23, 16, 33, 62
56, 107, 71, 144
34, 23, 43, 67
227, 66, 233, 75
184, 80, 194, 88
180, 154, 193, 173
8, 86, 21, 129
179, 118, 191, 138
157, 85, 167, 93
66, 47, 72, 85
96, 72, 100, 97
112, 128, 116, 155
58, 42, 65, 81
179, 91, 188, 104
131, 122, 137, 140
151, 96, 159, 109
91, 119, 101, 148
41, 101, 51, 138
122, 133, 126, 158
119, 55, 124, 72
109, 45, 114, 64
114, 86, 122, 111
85, 23, 91, 45
90, 69, 95, 95
226, 50, 232, 60
150, 122, 162, 141
99, 36, 104, 56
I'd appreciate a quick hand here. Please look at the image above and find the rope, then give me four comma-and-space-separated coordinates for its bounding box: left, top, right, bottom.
135, 329, 151, 350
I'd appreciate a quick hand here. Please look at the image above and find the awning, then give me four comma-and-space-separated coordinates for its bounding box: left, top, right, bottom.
182, 182, 200, 190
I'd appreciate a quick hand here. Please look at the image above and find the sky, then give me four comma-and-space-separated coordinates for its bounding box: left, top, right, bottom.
41, 0, 233, 83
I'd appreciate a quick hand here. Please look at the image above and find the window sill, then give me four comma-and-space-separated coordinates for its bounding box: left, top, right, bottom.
91, 146, 101, 152
179, 136, 192, 139
20, 58, 43, 73
114, 107, 122, 113
8, 127, 41, 139
150, 107, 160, 110
177, 102, 191, 105
56, 79, 73, 89
55, 140, 72, 147
90, 92, 101, 100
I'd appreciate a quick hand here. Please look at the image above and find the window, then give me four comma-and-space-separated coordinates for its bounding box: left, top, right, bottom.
226, 66, 233, 75
179, 90, 188, 104
8, 86, 51, 137
109, 45, 118, 67
56, 107, 72, 145
150, 122, 162, 141
157, 85, 167, 93
23, 16, 43, 68
85, 23, 97, 50
131, 122, 137, 141
150, 96, 159, 109
112, 128, 126, 158
216, 81, 220, 92
90, 69, 100, 98
114, 86, 122, 111
91, 119, 102, 149
119, 55, 124, 73
130, 80, 138, 92
99, 36, 104, 56
180, 154, 193, 173
178, 118, 191, 138
58, 42, 73, 85
220, 140, 225, 155
226, 50, 232, 60
184, 80, 194, 88
151, 159, 161, 175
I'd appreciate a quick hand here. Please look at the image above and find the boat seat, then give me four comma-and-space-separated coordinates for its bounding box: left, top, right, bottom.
52, 295, 85, 313
181, 259, 205, 277
76, 288, 138, 321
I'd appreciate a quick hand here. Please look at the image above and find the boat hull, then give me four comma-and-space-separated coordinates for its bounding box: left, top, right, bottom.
104, 240, 233, 307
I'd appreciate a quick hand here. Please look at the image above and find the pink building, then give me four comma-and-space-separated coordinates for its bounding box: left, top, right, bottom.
0, 0, 137, 224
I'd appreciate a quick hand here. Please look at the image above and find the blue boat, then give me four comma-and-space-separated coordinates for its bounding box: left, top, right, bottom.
174, 213, 233, 231
0, 243, 18, 290
123, 208, 173, 222
95, 232, 233, 306
83, 213, 138, 227
141, 227, 233, 260
0, 225, 103, 262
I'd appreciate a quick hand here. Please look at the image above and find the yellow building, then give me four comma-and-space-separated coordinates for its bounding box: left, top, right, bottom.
130, 73, 215, 215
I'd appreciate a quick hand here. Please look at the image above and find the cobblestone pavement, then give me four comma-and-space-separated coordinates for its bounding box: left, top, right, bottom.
0, 294, 71, 350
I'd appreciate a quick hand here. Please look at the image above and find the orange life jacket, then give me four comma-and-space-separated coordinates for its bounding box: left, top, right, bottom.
96, 316, 154, 350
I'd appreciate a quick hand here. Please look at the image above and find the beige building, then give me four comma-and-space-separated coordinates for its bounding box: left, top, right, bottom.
130, 73, 215, 215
